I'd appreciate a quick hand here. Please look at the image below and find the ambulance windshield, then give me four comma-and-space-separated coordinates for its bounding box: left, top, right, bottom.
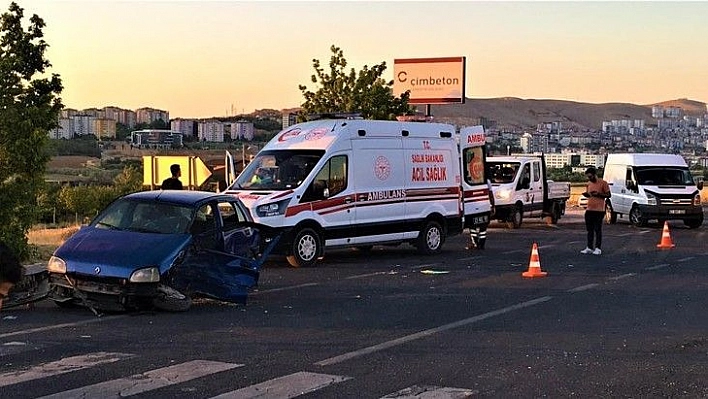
232, 150, 325, 191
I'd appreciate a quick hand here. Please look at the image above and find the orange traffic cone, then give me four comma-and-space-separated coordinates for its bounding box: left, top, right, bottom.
522, 242, 547, 278
656, 221, 675, 249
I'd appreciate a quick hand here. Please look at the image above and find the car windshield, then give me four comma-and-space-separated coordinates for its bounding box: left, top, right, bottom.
91, 199, 194, 234
486, 162, 520, 184
231, 149, 324, 191
635, 167, 695, 186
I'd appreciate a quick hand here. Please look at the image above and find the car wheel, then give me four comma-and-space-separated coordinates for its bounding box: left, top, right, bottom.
152, 285, 192, 312
286, 227, 321, 267
417, 220, 445, 255
684, 218, 703, 229
629, 205, 646, 227
605, 203, 618, 224
506, 205, 523, 229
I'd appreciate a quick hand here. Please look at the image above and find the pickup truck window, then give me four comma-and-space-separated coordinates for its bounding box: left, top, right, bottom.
487, 162, 520, 184
532, 162, 541, 182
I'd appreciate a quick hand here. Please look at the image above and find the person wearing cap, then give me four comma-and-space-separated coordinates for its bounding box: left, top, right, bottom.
580, 166, 611, 255
161, 164, 184, 190
0, 241, 23, 311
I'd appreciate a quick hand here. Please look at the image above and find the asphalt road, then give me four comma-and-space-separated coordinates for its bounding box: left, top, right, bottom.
2, 208, 708, 398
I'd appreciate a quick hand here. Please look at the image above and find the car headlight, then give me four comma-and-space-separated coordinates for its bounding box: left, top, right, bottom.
129, 267, 160, 283
646, 193, 657, 206
694, 193, 701, 206
47, 256, 66, 274
256, 198, 290, 217
495, 189, 512, 200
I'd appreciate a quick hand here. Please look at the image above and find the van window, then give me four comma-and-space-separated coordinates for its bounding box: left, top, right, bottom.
532, 162, 541, 182
635, 167, 695, 186
233, 149, 324, 191
302, 155, 348, 202
463, 147, 485, 185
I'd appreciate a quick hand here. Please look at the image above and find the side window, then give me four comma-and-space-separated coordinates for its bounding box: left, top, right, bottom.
532, 162, 541, 182
463, 147, 485, 185
517, 164, 531, 190
302, 156, 348, 202
192, 203, 218, 235
218, 202, 240, 230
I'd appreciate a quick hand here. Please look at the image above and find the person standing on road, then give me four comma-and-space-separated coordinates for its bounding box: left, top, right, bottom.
161, 164, 184, 190
0, 241, 23, 311
468, 179, 495, 250
580, 167, 611, 255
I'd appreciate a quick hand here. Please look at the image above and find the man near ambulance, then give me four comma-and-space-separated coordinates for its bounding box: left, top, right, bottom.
580, 167, 611, 255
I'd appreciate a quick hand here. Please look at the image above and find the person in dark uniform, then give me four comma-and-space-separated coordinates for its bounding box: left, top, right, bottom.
161, 164, 184, 190
0, 241, 23, 311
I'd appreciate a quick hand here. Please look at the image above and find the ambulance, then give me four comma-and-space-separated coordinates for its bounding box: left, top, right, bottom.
224, 119, 491, 267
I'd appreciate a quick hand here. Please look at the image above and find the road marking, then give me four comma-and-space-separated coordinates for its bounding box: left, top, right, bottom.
677, 257, 695, 263
252, 283, 319, 295
314, 296, 553, 366
211, 371, 351, 399
567, 283, 600, 293
502, 249, 524, 255
0, 352, 134, 388
609, 273, 636, 281
639, 230, 652, 234
457, 256, 478, 261
410, 263, 440, 270
346, 271, 391, 280
38, 360, 242, 399
0, 315, 126, 339
646, 263, 670, 271
537, 244, 555, 250
381, 385, 477, 398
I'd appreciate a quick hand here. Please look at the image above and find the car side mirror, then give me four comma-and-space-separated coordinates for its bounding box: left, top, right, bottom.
698, 181, 704, 190
323, 187, 330, 199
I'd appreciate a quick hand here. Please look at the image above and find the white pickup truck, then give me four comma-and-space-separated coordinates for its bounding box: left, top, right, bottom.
486, 155, 571, 228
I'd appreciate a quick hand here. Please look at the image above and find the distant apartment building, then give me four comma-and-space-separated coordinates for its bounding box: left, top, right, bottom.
171, 118, 197, 139
520, 132, 549, 154
92, 118, 117, 139
602, 119, 645, 135
61, 108, 79, 119
50, 118, 74, 139
545, 153, 606, 169
136, 107, 169, 125
282, 112, 298, 129
232, 120, 255, 141
72, 114, 93, 136
130, 129, 183, 149
103, 106, 137, 127
198, 120, 225, 142
652, 106, 682, 119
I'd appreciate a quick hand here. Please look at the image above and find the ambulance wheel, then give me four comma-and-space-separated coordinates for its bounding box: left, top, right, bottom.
417, 220, 444, 255
287, 227, 321, 267
506, 205, 523, 229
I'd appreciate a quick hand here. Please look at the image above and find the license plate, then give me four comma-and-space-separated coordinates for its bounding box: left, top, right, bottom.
669, 209, 686, 215
472, 215, 489, 224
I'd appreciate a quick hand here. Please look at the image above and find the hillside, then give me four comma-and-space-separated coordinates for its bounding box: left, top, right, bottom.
427, 98, 705, 130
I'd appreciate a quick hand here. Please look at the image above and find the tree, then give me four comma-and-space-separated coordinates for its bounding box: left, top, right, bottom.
0, 2, 62, 259
298, 45, 412, 120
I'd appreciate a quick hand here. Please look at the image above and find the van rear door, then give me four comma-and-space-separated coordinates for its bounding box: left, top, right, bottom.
460, 126, 492, 227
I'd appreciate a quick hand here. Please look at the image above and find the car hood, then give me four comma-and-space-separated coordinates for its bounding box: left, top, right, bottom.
55, 227, 191, 277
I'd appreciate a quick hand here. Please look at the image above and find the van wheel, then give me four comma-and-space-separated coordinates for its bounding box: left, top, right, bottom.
417, 221, 444, 255
605, 203, 618, 224
286, 227, 321, 267
549, 204, 561, 224
506, 205, 523, 229
629, 205, 647, 227
684, 218, 703, 229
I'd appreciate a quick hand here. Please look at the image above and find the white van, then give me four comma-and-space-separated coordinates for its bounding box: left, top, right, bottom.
225, 119, 491, 267
603, 153, 704, 228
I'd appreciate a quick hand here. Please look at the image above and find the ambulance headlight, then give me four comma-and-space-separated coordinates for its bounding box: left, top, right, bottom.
256, 199, 290, 217
495, 189, 512, 200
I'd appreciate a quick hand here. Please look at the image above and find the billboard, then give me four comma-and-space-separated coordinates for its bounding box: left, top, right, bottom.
393, 57, 466, 104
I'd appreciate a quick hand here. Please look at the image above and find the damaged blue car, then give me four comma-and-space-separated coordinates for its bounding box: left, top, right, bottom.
47, 190, 278, 312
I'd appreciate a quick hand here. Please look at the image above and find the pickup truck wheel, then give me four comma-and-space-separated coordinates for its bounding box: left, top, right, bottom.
550, 204, 561, 224
506, 205, 523, 229
605, 203, 618, 224
417, 220, 444, 255
286, 227, 321, 267
629, 205, 647, 227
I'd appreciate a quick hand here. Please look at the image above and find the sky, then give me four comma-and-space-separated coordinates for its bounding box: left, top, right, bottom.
4, 1, 707, 118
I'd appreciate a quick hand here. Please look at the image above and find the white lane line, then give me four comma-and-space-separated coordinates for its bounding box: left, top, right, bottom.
0, 315, 126, 339
381, 385, 477, 398
314, 296, 553, 366
537, 244, 555, 250
0, 352, 134, 388
39, 360, 242, 399
567, 240, 583, 244
502, 249, 524, 255
639, 230, 652, 234
345, 271, 390, 280
211, 371, 351, 399
677, 257, 695, 263
567, 283, 600, 293
609, 273, 636, 281
410, 263, 440, 270
252, 283, 319, 295
646, 263, 670, 271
